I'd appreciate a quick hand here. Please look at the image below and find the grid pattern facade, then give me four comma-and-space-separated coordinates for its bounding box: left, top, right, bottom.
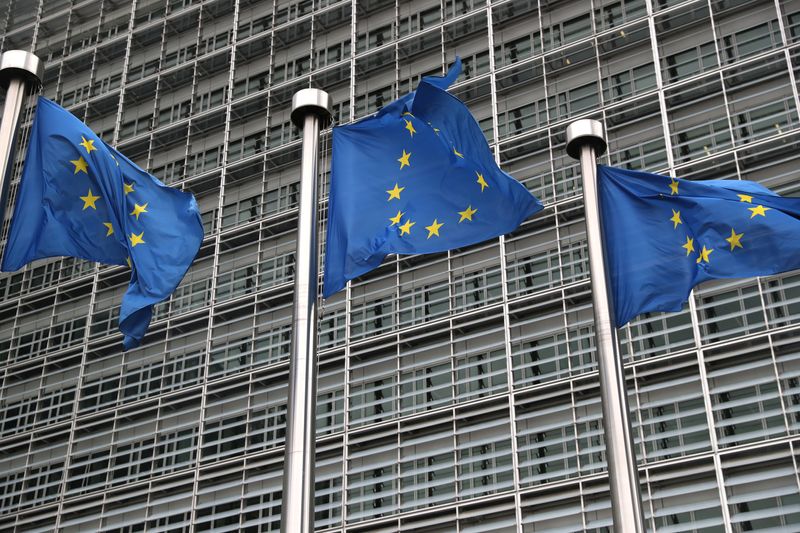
0, 0, 799, 531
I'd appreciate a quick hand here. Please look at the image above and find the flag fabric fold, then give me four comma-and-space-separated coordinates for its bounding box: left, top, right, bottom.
2, 96, 204, 349
598, 164, 800, 326
323, 59, 542, 297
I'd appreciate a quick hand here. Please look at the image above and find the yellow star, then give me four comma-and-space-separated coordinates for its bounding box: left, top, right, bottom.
129, 232, 145, 247
386, 183, 405, 201
748, 204, 770, 218
669, 178, 679, 196
428, 122, 440, 135
476, 172, 489, 192
669, 209, 682, 229
402, 111, 414, 117
696, 245, 713, 264
726, 228, 744, 251
398, 150, 411, 169
682, 236, 695, 256
79, 136, 96, 154
126, 256, 132, 268
123, 182, 135, 195
130, 202, 148, 220
80, 189, 100, 210
458, 205, 477, 222
404, 119, 416, 137
398, 219, 415, 236
453, 147, 463, 158
738, 194, 753, 203
425, 219, 444, 238
103, 222, 114, 237
71, 156, 88, 174
389, 210, 404, 226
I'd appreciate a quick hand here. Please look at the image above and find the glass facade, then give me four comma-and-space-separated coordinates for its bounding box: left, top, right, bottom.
0, 0, 799, 530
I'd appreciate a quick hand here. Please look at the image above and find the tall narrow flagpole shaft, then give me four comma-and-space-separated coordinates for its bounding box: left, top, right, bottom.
566, 119, 646, 533
282, 88, 331, 533
0, 51, 43, 233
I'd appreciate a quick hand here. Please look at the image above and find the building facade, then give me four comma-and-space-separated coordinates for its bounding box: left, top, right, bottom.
0, 0, 799, 530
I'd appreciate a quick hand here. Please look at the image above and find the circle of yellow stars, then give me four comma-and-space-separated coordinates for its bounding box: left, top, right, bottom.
666, 177, 770, 266
386, 114, 489, 238
72, 133, 150, 264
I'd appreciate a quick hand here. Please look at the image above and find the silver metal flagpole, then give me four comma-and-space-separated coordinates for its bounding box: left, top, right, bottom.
281, 88, 331, 533
566, 119, 646, 532
0, 50, 43, 228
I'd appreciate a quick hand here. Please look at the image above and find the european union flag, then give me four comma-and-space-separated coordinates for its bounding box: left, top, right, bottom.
2, 97, 204, 349
324, 59, 542, 297
599, 165, 800, 326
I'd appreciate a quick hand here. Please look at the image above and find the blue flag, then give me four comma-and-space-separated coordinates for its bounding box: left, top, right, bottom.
599, 165, 800, 326
324, 60, 542, 297
2, 97, 204, 349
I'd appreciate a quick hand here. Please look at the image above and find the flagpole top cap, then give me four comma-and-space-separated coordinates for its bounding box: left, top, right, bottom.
565, 119, 606, 160
291, 88, 332, 129
0, 50, 43, 90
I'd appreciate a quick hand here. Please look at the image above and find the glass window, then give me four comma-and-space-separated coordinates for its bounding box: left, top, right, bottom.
723, 448, 800, 530
695, 280, 765, 344
707, 344, 787, 447
516, 393, 578, 487
349, 351, 397, 427
454, 331, 508, 401
399, 420, 455, 511
632, 357, 711, 461
456, 406, 514, 499
347, 435, 398, 522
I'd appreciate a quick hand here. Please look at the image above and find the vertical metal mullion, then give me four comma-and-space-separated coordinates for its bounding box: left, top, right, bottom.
264, 0, 277, 158
705, 0, 740, 169
630, 363, 650, 528
773, 0, 800, 128
576, 380, 589, 531
642, 464, 654, 531
641, 7, 732, 526
189, 1, 219, 527
348, 0, 357, 124
28, 1, 44, 52
239, 374, 253, 530
451, 380, 460, 532
341, 279, 353, 529
485, 2, 524, 531
47, 1, 140, 528
395, 0, 401, 100
643, 0, 674, 172
308, 0, 316, 90
146, 5, 170, 173
762, 306, 793, 446
111, 0, 138, 148
789, 439, 800, 511
438, 0, 445, 72
0, 0, 12, 51
228, 4, 247, 529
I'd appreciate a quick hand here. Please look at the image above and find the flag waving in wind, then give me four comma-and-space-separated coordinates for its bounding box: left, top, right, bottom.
599, 165, 800, 326
324, 59, 542, 297
2, 97, 204, 349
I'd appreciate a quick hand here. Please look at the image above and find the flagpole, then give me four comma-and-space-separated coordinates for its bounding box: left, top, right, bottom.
566, 119, 646, 532
281, 88, 331, 533
0, 51, 43, 229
